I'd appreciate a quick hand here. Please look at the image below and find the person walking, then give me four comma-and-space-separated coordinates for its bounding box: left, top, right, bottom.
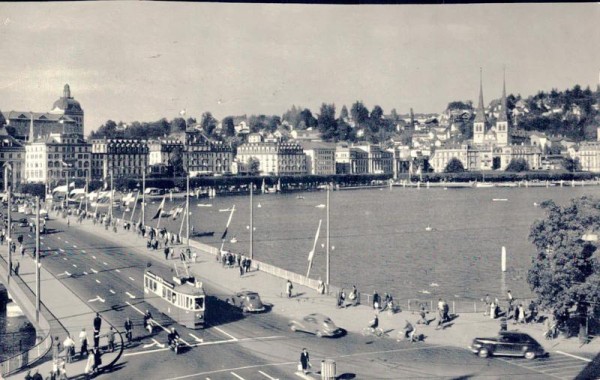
349, 285, 358, 306
84, 349, 94, 377
106, 327, 116, 352
79, 328, 88, 357
286, 280, 293, 298
299, 348, 311, 374
518, 303, 526, 324
63, 335, 75, 363
124, 317, 133, 344
52, 336, 61, 361
92, 347, 102, 374
528, 300, 538, 323
93, 329, 101, 348
372, 291, 380, 310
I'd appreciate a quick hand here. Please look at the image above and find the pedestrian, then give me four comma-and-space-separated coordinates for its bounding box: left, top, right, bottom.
79, 328, 88, 356
417, 305, 429, 325
483, 294, 491, 316
164, 246, 170, 260
518, 303, 526, 324
14, 260, 19, 275
124, 317, 133, 344
93, 313, 102, 332
20, 244, 25, 258
528, 300, 537, 323
52, 336, 61, 361
93, 329, 100, 348
239, 263, 244, 277
337, 289, 346, 308
31, 369, 43, 380
106, 327, 115, 352
58, 360, 68, 380
507, 290, 514, 315
84, 350, 94, 376
286, 280, 293, 298
63, 335, 75, 363
348, 285, 358, 306
144, 310, 153, 333
372, 291, 380, 310
299, 348, 311, 374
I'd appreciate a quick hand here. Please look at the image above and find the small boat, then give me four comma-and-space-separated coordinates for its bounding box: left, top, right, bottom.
425, 225, 433, 232
492, 198, 508, 202
197, 204, 213, 207
430, 283, 439, 287
230, 237, 237, 243
257, 203, 262, 208
533, 202, 539, 207
419, 290, 431, 294
191, 231, 215, 237
315, 204, 326, 209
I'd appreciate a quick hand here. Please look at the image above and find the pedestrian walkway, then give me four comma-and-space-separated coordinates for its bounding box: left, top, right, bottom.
64, 216, 600, 370
0, 243, 122, 379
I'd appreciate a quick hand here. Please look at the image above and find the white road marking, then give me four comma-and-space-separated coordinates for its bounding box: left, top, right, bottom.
92, 256, 97, 260
81, 250, 86, 253
103, 262, 108, 266
59, 271, 72, 277
294, 373, 313, 380
125, 292, 136, 299
63, 257, 67, 261
95, 279, 101, 284
57, 237, 61, 240
115, 269, 120, 273
213, 326, 237, 341
258, 370, 278, 380
129, 276, 135, 281
188, 333, 203, 343
59, 248, 65, 253
91, 268, 98, 274
27, 234, 32, 238
498, 358, 563, 379
88, 296, 105, 303
142, 338, 165, 349
72, 264, 77, 268
230, 372, 244, 380
109, 289, 116, 294
64, 240, 69, 244
73, 245, 77, 248
554, 350, 592, 362
83, 271, 88, 275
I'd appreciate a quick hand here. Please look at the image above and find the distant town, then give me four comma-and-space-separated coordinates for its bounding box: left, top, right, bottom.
2, 74, 600, 190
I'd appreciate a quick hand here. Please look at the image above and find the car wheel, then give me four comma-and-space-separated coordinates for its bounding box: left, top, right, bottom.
478, 348, 490, 358
290, 325, 297, 332
316, 331, 323, 338
524, 351, 536, 360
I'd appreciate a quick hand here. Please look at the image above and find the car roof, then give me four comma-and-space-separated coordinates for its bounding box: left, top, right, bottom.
499, 331, 533, 338
237, 291, 259, 296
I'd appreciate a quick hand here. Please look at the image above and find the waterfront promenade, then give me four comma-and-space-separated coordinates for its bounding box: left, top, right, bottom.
0, 238, 122, 379
53, 215, 600, 377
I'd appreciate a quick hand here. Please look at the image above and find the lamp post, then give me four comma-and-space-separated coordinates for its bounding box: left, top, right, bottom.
186, 172, 190, 251
249, 183, 253, 260
326, 184, 330, 292
35, 196, 40, 322
4, 163, 11, 283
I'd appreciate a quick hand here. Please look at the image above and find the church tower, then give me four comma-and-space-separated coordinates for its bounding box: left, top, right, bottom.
496, 69, 510, 146
473, 69, 487, 145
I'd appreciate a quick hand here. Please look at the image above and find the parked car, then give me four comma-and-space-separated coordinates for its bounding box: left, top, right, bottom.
17, 217, 29, 227
469, 331, 545, 359
229, 291, 265, 313
289, 313, 342, 338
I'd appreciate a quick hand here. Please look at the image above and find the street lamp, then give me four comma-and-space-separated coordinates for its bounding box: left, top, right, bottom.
4, 163, 12, 283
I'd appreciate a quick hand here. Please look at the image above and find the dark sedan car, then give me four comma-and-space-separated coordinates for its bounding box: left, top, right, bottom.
289, 313, 342, 338
469, 331, 545, 360
229, 291, 265, 313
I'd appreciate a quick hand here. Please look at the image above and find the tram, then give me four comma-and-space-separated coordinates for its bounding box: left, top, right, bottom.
143, 266, 206, 329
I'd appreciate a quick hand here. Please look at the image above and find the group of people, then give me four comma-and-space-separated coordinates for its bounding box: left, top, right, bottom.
372, 291, 396, 313
220, 250, 252, 276
483, 291, 539, 325
337, 285, 359, 308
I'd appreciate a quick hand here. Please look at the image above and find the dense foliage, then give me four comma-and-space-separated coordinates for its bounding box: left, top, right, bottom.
527, 197, 600, 337
505, 158, 530, 172
443, 157, 465, 173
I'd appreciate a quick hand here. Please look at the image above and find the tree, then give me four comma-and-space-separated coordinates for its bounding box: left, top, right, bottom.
444, 158, 465, 173
339, 105, 349, 121
200, 112, 218, 136
247, 157, 260, 175
169, 146, 185, 177
317, 103, 337, 141
221, 116, 235, 137
564, 157, 580, 172
350, 101, 369, 127
505, 158, 530, 172
527, 197, 600, 338
170, 118, 187, 132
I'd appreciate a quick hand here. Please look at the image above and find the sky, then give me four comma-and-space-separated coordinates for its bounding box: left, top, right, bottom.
0, 2, 599, 135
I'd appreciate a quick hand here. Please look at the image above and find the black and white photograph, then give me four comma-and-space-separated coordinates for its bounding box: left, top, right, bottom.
0, 2, 599, 379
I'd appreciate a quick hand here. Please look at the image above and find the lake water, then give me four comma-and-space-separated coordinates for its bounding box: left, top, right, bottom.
119, 185, 599, 302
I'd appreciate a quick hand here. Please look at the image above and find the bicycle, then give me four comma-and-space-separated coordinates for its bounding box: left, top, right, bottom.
362, 327, 387, 338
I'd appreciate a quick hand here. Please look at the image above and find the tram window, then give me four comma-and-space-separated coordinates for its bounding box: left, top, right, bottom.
166, 290, 171, 302
162, 287, 166, 298
152, 280, 157, 292
172, 292, 177, 303
194, 297, 204, 310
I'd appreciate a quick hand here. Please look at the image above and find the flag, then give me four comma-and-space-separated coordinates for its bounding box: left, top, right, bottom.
221, 205, 235, 240
152, 195, 166, 220
172, 203, 185, 220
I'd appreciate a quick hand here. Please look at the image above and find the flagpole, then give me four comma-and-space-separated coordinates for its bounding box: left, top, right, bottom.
249, 185, 253, 260
142, 170, 146, 228
179, 202, 186, 237
129, 191, 139, 224
156, 195, 165, 229
85, 176, 89, 214
186, 173, 190, 251
306, 219, 322, 278
109, 171, 114, 221
326, 185, 330, 292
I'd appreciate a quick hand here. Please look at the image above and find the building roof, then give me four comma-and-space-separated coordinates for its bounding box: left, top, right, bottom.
2, 111, 76, 123
298, 141, 336, 150
50, 84, 83, 113
497, 70, 508, 122
474, 69, 487, 124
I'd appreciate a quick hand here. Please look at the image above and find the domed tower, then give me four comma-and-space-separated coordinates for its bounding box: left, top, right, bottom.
50, 84, 84, 136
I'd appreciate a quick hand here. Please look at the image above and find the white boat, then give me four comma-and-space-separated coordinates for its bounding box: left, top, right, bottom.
257, 203, 262, 208
315, 204, 326, 209
425, 225, 433, 232
230, 237, 237, 243
492, 198, 508, 202
430, 283, 439, 287
475, 182, 495, 188
197, 204, 213, 207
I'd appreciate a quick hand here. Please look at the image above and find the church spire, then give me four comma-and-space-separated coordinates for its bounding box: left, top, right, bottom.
474, 68, 487, 123
498, 67, 508, 122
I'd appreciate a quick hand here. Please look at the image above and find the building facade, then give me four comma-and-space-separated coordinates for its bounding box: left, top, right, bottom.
184, 128, 234, 176
236, 135, 306, 175
148, 138, 184, 166
335, 144, 369, 174
300, 142, 336, 175
0, 127, 25, 188
25, 133, 91, 185
2, 84, 84, 141
91, 139, 148, 179
572, 142, 600, 172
